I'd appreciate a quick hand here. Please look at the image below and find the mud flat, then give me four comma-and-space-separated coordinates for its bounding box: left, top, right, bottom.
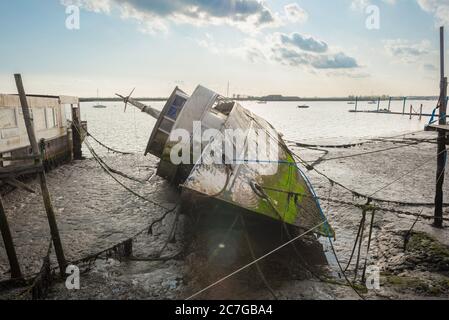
1, 131, 449, 300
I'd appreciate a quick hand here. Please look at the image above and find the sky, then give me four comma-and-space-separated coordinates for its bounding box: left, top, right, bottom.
0, 0, 448, 98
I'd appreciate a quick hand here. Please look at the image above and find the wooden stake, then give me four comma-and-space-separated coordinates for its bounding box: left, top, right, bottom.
0, 195, 22, 279
71, 104, 83, 160
419, 104, 423, 120
435, 26, 447, 228
377, 97, 380, 112
388, 97, 392, 111
403, 97, 406, 115
14, 74, 67, 274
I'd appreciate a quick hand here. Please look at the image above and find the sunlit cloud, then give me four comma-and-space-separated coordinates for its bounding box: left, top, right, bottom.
61, 0, 280, 34
384, 39, 432, 63
284, 3, 308, 23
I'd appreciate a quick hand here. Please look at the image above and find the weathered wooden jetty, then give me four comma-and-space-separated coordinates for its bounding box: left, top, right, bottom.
425, 27, 449, 229
0, 74, 87, 284
0, 93, 86, 169
349, 109, 432, 117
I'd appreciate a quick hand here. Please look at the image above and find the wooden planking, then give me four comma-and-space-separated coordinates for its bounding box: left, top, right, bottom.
349, 110, 433, 116
425, 123, 449, 132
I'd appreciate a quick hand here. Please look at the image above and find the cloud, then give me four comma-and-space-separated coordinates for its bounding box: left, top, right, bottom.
279, 32, 328, 53
350, 0, 371, 11
350, 0, 396, 11
271, 33, 359, 69
271, 46, 359, 69
351, 0, 449, 26
60, 0, 111, 13
61, 0, 279, 34
196, 30, 359, 71
311, 52, 359, 69
423, 63, 438, 71
417, 0, 449, 25
384, 39, 431, 63
284, 3, 308, 23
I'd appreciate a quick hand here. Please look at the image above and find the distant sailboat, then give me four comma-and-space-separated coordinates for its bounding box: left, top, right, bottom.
93, 89, 107, 109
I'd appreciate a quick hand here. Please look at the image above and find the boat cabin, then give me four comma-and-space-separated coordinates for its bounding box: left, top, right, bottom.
0, 94, 79, 167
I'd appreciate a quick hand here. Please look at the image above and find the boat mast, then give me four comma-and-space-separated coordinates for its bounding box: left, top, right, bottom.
115, 93, 161, 120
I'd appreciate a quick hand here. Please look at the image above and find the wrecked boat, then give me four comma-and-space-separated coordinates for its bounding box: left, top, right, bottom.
117, 86, 334, 238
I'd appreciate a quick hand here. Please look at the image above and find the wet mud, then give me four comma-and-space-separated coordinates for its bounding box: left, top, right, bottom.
1, 131, 449, 300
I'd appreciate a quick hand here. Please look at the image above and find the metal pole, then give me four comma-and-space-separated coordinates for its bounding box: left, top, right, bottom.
435, 27, 447, 228
0, 195, 22, 279
14, 74, 67, 273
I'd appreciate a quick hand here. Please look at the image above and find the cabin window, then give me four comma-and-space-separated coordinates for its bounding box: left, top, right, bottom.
166, 95, 187, 120
0, 108, 18, 129
0, 108, 19, 139
45, 107, 57, 128
160, 118, 174, 133
33, 108, 46, 131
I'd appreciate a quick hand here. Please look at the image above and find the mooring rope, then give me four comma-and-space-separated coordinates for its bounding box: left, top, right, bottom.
240, 215, 278, 300
285, 129, 428, 150
260, 186, 449, 222
185, 221, 326, 300
302, 142, 421, 165
290, 148, 449, 208
87, 133, 135, 155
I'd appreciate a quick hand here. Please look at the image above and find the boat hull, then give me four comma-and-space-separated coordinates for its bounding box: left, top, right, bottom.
181, 104, 334, 238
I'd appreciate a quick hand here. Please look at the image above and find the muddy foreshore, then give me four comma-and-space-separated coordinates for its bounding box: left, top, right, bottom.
1, 131, 448, 300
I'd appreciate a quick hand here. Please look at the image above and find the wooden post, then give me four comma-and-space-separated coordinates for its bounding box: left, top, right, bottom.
355, 96, 358, 112
123, 239, 133, 257
434, 26, 447, 228
410, 105, 413, 119
377, 97, 380, 112
388, 97, 392, 111
419, 104, 423, 120
71, 104, 83, 160
14, 74, 67, 274
403, 97, 407, 114
0, 195, 22, 279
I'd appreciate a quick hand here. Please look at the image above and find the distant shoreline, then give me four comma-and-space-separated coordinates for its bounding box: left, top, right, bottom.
80, 96, 439, 103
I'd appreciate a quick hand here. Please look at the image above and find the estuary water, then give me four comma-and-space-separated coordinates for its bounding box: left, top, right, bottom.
78, 99, 437, 157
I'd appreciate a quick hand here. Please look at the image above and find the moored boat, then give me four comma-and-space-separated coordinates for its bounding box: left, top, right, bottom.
117, 86, 334, 237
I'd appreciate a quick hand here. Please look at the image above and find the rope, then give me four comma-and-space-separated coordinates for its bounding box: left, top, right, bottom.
290, 148, 449, 207
366, 148, 448, 199
260, 186, 449, 222
240, 215, 278, 300
79, 125, 134, 155
15, 239, 54, 300
89, 147, 148, 183
85, 138, 172, 211
185, 221, 325, 300
306, 142, 420, 164
286, 129, 427, 150
328, 239, 365, 300
70, 203, 179, 268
